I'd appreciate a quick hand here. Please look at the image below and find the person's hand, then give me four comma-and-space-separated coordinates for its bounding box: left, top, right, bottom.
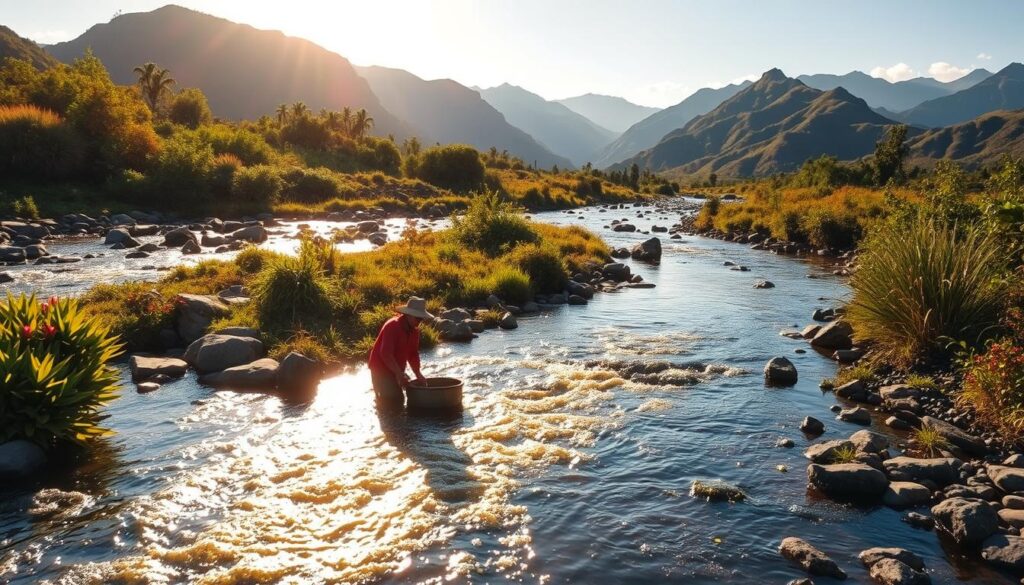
398, 372, 411, 386
414, 374, 426, 385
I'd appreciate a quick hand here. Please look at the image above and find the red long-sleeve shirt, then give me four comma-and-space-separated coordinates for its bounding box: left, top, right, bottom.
368, 315, 420, 376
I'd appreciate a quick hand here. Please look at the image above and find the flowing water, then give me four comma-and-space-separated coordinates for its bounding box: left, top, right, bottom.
0, 204, 1015, 584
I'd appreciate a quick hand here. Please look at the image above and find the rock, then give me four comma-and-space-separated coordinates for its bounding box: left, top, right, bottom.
801, 416, 825, 435
175, 293, 230, 343
868, 558, 930, 585
689, 479, 746, 502
801, 324, 822, 339
183, 334, 264, 374
440, 308, 472, 322
181, 240, 201, 255
213, 326, 260, 339
981, 534, 1024, 571
886, 416, 912, 430
0, 272, 12, 283
987, 465, 1024, 494
356, 220, 379, 233
610, 247, 630, 259
753, 280, 775, 289
804, 440, 855, 464
833, 349, 864, 363
883, 457, 960, 486
567, 294, 588, 305
129, 355, 188, 382
162, 226, 198, 247
199, 358, 279, 389
368, 231, 388, 246
850, 430, 889, 453
136, 382, 160, 393
125, 251, 150, 259
931, 497, 999, 545
20, 245, 45, 258
0, 246, 26, 263
808, 463, 889, 500
0, 440, 47, 480
104, 227, 133, 245
217, 285, 250, 302
903, 512, 934, 530
602, 262, 631, 282
139, 242, 160, 253
201, 234, 226, 247
810, 320, 854, 350
465, 319, 485, 333
630, 237, 661, 262
787, 580, 813, 585
883, 482, 933, 508
764, 357, 798, 386
859, 548, 926, 572
230, 225, 269, 243
436, 319, 474, 341
499, 312, 518, 330
778, 537, 846, 580
999, 508, 1024, 529
835, 379, 868, 402
777, 438, 795, 448
920, 416, 986, 456
109, 213, 136, 225
1004, 454, 1024, 468
838, 406, 871, 424
486, 294, 504, 309
880, 384, 920, 400
277, 352, 322, 397
612, 223, 637, 232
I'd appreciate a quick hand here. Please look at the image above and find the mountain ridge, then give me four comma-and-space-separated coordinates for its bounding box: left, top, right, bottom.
554, 93, 660, 133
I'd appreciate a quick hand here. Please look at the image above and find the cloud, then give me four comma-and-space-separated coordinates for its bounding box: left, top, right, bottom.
29, 30, 70, 43
624, 82, 695, 108
928, 61, 973, 82
977, 52, 993, 60
869, 63, 917, 83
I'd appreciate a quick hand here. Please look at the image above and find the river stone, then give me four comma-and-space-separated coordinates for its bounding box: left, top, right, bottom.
213, 326, 260, 339
231, 225, 268, 243
175, 293, 230, 343
630, 237, 661, 263
109, 213, 136, 225
356, 220, 379, 233
0, 246, 26, 262
801, 324, 821, 339
931, 497, 999, 545
800, 416, 825, 435
804, 440, 855, 464
808, 463, 889, 500
139, 242, 160, 253
988, 465, 1024, 493
0, 440, 47, 480
868, 558, 930, 585
181, 240, 201, 255
920, 416, 986, 456
0, 272, 12, 283
753, 280, 775, 289
981, 534, 1024, 571
998, 508, 1024, 529
850, 429, 889, 453
104, 227, 133, 245
440, 308, 472, 322
435, 319, 474, 341
136, 382, 160, 393
837, 406, 871, 424
778, 537, 846, 579
860, 547, 926, 572
835, 379, 868, 402
129, 355, 188, 382
368, 231, 388, 246
883, 482, 932, 508
612, 223, 636, 232
499, 312, 518, 330
690, 479, 746, 502
880, 384, 920, 400
883, 457, 960, 486
184, 334, 263, 374
199, 358, 279, 389
277, 352, 322, 397
125, 251, 149, 259
201, 234, 226, 247
602, 262, 631, 282
764, 357, 798, 386
162, 226, 198, 247
810, 320, 854, 350
129, 224, 160, 237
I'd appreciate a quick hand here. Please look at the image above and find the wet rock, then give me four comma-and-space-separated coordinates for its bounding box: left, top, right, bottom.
136, 382, 160, 393
277, 352, 322, 397
162, 226, 198, 247
440, 308, 472, 322
884, 482, 932, 508
883, 457, 961, 486
868, 557, 930, 585
808, 463, 889, 499
850, 430, 889, 453
690, 479, 746, 502
139, 242, 160, 253
568, 294, 588, 305
981, 534, 1024, 571
109, 213, 136, 225
368, 231, 388, 246
810, 320, 854, 350
104, 227, 134, 245
838, 406, 871, 425
0, 440, 47, 480
612, 223, 637, 232
602, 262, 631, 282
435, 319, 474, 341
175, 293, 230, 343
184, 334, 264, 374
779, 537, 847, 580
777, 438, 795, 448
610, 247, 630, 259
199, 358, 279, 389
764, 357, 798, 386
181, 240, 201, 255
804, 440, 855, 464
931, 497, 999, 545
129, 355, 188, 382
920, 416, 986, 456
833, 349, 864, 363
753, 280, 775, 289
880, 384, 920, 400
630, 237, 661, 263
356, 220, 380, 233
201, 234, 226, 247
0, 272, 12, 283
230, 225, 269, 243
1004, 495, 1024, 509
499, 312, 518, 330
903, 512, 934, 530
860, 548, 926, 572
999, 508, 1024, 529
801, 416, 825, 435
125, 251, 149, 259
801, 324, 821, 339
835, 379, 868, 402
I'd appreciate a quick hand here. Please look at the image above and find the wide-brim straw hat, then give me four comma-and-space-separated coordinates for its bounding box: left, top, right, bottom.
396, 296, 434, 320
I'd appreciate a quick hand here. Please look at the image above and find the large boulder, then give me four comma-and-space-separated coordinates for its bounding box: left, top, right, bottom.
883, 482, 932, 508
835, 379, 868, 402
804, 440, 855, 464
198, 358, 279, 389
435, 319, 474, 341
810, 320, 854, 350
981, 534, 1024, 571
277, 352, 322, 397
883, 457, 960, 486
230, 225, 269, 243
0, 246, 26, 263
498, 312, 518, 330
849, 429, 889, 453
779, 537, 846, 579
440, 308, 472, 322
104, 228, 133, 245
175, 294, 230, 343
0, 440, 47, 480
162, 226, 198, 247
859, 547, 926, 572
920, 416, 986, 456
184, 334, 264, 374
807, 463, 889, 500
868, 558, 930, 585
800, 416, 825, 435
129, 355, 188, 382
837, 406, 871, 424
931, 497, 999, 545
602, 262, 631, 282
764, 357, 798, 386
630, 237, 662, 263
988, 465, 1024, 494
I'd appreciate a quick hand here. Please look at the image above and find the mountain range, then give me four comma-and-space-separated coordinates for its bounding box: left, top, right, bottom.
908, 109, 1024, 166
797, 69, 992, 113
554, 93, 660, 133
356, 66, 571, 169
896, 63, 1024, 128
0, 24, 57, 69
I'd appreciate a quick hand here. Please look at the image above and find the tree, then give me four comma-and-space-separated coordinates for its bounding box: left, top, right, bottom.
874, 124, 909, 186
275, 104, 288, 127
709, 172, 718, 188
290, 101, 309, 119
168, 88, 212, 128
629, 163, 640, 189
401, 136, 421, 157
133, 62, 175, 112
351, 108, 374, 139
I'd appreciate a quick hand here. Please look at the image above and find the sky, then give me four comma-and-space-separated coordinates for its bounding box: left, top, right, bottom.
4, 0, 1024, 108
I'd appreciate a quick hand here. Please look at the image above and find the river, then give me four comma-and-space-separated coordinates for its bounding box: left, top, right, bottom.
0, 203, 1014, 584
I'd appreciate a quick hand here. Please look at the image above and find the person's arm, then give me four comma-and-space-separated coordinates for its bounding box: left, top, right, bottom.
378, 321, 407, 383
409, 329, 424, 382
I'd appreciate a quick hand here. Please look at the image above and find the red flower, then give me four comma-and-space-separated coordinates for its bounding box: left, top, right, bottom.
43, 325, 57, 339
48, 296, 58, 307
20, 325, 33, 339
40, 302, 49, 314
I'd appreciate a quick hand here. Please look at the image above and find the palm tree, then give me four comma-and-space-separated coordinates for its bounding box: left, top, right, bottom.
133, 62, 176, 112
351, 108, 374, 140
340, 107, 353, 137
275, 103, 289, 127
290, 102, 309, 119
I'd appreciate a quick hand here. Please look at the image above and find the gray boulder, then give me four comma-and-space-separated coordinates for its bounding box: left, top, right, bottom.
368, 231, 388, 246
356, 220, 380, 233
989, 465, 1024, 494
630, 237, 661, 263
181, 241, 201, 255
804, 440, 855, 464
807, 463, 889, 500
213, 326, 260, 339
835, 379, 868, 402
0, 440, 47, 480
837, 406, 871, 424
109, 213, 136, 225
868, 558, 930, 585
440, 308, 472, 322
764, 357, 798, 386
277, 352, 322, 397
753, 280, 775, 289
104, 228, 133, 245
859, 547, 926, 572
499, 312, 518, 330
435, 319, 474, 341
162, 226, 198, 247
0, 246, 26, 262
800, 416, 825, 435
129, 355, 188, 382
883, 457, 960, 486
199, 358, 279, 389
779, 537, 846, 579
612, 223, 637, 232
981, 534, 1024, 571
883, 482, 932, 508
175, 293, 230, 343
602, 262, 631, 282
810, 320, 854, 350
920, 416, 986, 456
931, 497, 999, 545
850, 429, 889, 453
231, 225, 269, 243
184, 334, 264, 374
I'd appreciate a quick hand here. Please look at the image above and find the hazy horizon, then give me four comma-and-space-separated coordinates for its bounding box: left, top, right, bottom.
4, 0, 1023, 107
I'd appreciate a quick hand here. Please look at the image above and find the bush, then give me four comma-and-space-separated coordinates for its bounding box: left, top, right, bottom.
0, 294, 122, 446
8, 195, 40, 219
801, 208, 861, 249
230, 165, 282, 212
957, 307, 1024, 438
281, 166, 345, 203
406, 144, 485, 192
197, 125, 274, 165
849, 217, 1007, 364
168, 88, 213, 129
449, 191, 538, 256
251, 253, 332, 330
508, 243, 567, 294
0, 105, 84, 179
150, 130, 214, 203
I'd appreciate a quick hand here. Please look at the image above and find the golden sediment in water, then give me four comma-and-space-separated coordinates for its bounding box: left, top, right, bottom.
46, 353, 730, 584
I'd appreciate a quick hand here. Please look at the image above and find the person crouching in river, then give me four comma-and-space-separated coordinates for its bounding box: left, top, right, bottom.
369, 296, 432, 405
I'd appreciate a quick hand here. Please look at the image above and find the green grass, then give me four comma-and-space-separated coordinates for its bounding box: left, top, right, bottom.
831, 445, 860, 464
905, 374, 938, 390
913, 425, 950, 457
834, 364, 877, 386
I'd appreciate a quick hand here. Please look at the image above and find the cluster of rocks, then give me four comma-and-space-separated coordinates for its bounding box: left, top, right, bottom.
780, 537, 932, 583
105, 217, 271, 259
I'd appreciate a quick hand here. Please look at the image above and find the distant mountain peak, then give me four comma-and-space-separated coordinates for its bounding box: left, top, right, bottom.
760, 68, 789, 82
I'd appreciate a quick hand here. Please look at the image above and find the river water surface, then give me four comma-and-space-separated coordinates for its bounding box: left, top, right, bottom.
0, 204, 1015, 584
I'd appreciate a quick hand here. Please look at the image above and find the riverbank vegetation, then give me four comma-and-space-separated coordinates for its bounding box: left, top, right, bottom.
82, 196, 610, 362
0, 54, 648, 218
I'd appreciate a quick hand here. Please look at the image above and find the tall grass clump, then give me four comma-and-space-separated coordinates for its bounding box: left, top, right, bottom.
848, 217, 1006, 364
449, 191, 538, 256
251, 252, 333, 329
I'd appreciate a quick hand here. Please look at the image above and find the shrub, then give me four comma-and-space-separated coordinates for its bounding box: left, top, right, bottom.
0, 294, 122, 446
833, 364, 877, 386
406, 144, 485, 192
508, 243, 567, 294
150, 130, 214, 203
449, 191, 538, 256
281, 166, 344, 203
9, 195, 40, 219
168, 88, 213, 129
0, 104, 84, 179
958, 310, 1024, 437
486, 266, 532, 305
251, 253, 332, 330
197, 125, 274, 165
913, 425, 950, 457
234, 246, 280, 275
230, 165, 282, 212
801, 208, 861, 249
849, 217, 1007, 364
831, 445, 859, 464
